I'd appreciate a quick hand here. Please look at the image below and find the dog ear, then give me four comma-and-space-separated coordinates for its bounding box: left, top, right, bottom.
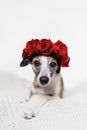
20, 57, 30, 67
56, 66, 61, 73
56, 57, 62, 73
20, 54, 37, 67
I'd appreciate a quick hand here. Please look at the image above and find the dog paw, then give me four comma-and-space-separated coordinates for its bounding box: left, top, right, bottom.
19, 97, 30, 104
23, 108, 38, 119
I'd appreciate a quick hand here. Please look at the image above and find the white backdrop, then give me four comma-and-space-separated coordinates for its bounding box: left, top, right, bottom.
0, 0, 87, 89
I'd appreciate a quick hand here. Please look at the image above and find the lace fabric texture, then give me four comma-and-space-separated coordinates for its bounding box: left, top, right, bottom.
0, 73, 87, 130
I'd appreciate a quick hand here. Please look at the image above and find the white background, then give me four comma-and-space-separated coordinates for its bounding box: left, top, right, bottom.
0, 0, 87, 89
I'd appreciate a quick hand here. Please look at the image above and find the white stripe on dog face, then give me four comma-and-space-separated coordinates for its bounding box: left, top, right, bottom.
39, 56, 49, 75
37, 56, 51, 87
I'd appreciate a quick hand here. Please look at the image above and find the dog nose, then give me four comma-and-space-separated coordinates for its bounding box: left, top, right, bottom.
40, 76, 49, 85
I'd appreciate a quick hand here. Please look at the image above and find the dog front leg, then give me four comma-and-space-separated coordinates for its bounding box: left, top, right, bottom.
23, 94, 49, 119
20, 87, 32, 103
58, 76, 64, 98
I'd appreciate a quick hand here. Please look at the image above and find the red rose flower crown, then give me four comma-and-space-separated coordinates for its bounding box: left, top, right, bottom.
21, 39, 70, 67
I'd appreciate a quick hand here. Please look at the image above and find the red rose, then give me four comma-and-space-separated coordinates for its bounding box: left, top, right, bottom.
25, 40, 35, 56
22, 48, 28, 58
32, 39, 39, 45
25, 39, 39, 56
53, 40, 68, 57
36, 39, 53, 55
61, 55, 70, 67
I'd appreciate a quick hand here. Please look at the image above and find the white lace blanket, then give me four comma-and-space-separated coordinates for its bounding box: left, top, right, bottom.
0, 73, 87, 130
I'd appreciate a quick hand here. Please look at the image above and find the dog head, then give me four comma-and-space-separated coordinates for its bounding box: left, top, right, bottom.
20, 55, 61, 88
20, 39, 70, 89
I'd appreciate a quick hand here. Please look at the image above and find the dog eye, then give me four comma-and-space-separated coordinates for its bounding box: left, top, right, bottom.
50, 62, 56, 67
34, 60, 40, 67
